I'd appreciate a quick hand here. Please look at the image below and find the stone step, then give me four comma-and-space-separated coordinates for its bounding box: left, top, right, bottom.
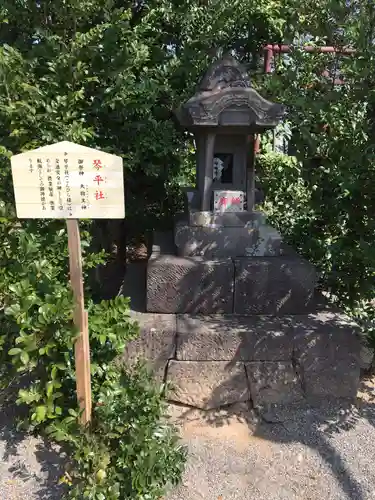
175, 313, 360, 363
123, 311, 361, 410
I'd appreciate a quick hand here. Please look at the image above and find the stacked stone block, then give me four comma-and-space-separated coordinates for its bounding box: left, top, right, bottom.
124, 312, 361, 412
141, 212, 361, 411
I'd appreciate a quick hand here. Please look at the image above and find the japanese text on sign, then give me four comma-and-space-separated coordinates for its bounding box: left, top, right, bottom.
11, 141, 125, 219
214, 190, 244, 213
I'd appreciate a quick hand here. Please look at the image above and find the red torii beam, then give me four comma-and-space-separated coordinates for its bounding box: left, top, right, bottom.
263, 44, 356, 82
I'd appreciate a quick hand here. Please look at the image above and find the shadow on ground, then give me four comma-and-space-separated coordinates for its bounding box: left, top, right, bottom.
170, 374, 375, 500
0, 387, 67, 500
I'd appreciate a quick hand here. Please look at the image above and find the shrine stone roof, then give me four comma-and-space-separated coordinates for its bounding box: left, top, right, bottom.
176, 55, 285, 131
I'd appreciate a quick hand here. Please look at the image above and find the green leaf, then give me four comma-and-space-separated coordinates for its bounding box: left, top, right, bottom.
35, 405, 47, 422
46, 381, 54, 397
8, 348, 21, 355
54, 363, 67, 371
20, 351, 29, 364
5, 303, 21, 317
63, 416, 76, 425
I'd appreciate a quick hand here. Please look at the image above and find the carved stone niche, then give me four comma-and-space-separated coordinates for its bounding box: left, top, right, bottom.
175, 55, 285, 212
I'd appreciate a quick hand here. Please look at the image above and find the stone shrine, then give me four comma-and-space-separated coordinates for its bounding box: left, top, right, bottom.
123, 55, 362, 416
147, 55, 316, 315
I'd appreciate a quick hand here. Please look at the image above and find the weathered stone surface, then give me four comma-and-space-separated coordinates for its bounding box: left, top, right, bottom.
123, 312, 176, 361
246, 362, 304, 406
300, 357, 360, 400
234, 256, 316, 314
121, 313, 176, 385
359, 344, 374, 370
147, 255, 234, 314
294, 313, 361, 400
166, 361, 249, 409
176, 315, 293, 361
291, 311, 361, 364
248, 224, 283, 257
175, 223, 256, 258
189, 210, 266, 228
175, 222, 282, 258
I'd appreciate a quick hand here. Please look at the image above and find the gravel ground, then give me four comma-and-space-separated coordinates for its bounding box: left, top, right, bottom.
0, 404, 65, 500
165, 376, 375, 500
1, 378, 375, 500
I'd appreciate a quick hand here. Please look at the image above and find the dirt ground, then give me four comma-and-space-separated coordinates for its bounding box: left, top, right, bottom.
165, 375, 375, 500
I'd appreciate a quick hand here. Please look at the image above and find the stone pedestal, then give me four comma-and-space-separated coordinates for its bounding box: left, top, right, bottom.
122, 311, 361, 409
147, 255, 234, 314
146, 210, 316, 315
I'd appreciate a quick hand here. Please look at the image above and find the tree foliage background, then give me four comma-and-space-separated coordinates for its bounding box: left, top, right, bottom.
259, 0, 375, 335
0, 0, 375, 495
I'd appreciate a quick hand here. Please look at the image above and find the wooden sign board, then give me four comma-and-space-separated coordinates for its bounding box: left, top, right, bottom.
11, 141, 124, 219
10, 141, 126, 425
214, 190, 245, 213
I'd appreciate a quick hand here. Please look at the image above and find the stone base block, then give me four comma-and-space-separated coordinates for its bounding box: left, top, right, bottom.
147, 254, 234, 313
189, 210, 266, 228
176, 315, 293, 361
300, 357, 360, 400
234, 256, 316, 314
166, 361, 249, 409
246, 362, 304, 407
175, 222, 282, 258
291, 311, 361, 363
291, 311, 361, 400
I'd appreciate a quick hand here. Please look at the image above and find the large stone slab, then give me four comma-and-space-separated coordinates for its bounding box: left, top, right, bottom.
175, 223, 257, 258
246, 361, 304, 406
300, 357, 360, 400
176, 315, 293, 361
292, 312, 361, 400
291, 311, 361, 364
166, 361, 249, 409
234, 256, 316, 314
174, 222, 282, 258
189, 210, 266, 228
147, 254, 234, 314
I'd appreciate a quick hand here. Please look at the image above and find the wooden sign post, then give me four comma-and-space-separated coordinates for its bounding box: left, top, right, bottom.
67, 219, 92, 424
10, 141, 125, 425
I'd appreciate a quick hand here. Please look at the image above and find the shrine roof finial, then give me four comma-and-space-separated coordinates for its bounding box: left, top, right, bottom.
198, 54, 251, 91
